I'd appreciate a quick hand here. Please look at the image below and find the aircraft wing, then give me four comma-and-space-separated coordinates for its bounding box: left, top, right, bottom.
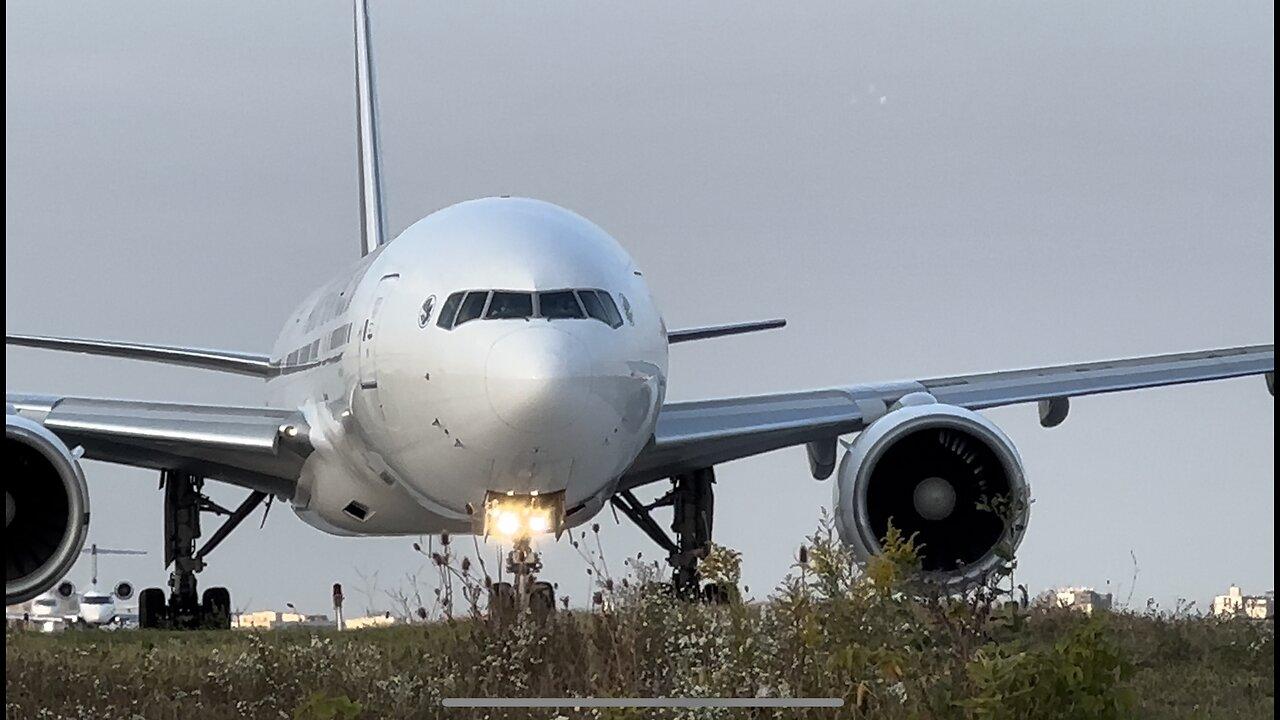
621, 343, 1274, 489
6, 334, 274, 377
7, 394, 310, 497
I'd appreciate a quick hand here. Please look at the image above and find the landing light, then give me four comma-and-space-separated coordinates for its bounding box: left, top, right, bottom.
527, 513, 551, 534
495, 511, 522, 537
482, 489, 565, 539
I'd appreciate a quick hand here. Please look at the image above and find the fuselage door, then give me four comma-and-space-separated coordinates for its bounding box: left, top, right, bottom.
358, 274, 398, 390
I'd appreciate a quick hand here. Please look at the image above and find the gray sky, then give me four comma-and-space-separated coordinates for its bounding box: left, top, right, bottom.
6, 1, 1273, 615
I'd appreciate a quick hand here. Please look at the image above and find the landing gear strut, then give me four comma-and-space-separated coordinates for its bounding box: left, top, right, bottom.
489, 537, 555, 621
138, 470, 268, 630
611, 467, 721, 601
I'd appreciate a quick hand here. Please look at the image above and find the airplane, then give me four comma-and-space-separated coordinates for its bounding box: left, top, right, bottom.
5, 0, 1273, 629
7, 545, 142, 630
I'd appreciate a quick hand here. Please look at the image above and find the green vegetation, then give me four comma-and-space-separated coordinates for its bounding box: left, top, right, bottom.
6, 519, 1273, 719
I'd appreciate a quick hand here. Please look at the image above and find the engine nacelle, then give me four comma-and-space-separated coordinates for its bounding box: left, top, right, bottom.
6, 414, 91, 605
114, 581, 135, 602
55, 580, 78, 600
833, 401, 1030, 588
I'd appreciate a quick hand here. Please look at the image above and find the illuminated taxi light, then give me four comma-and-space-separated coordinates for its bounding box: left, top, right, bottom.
481, 489, 566, 538
527, 513, 551, 534
495, 511, 522, 537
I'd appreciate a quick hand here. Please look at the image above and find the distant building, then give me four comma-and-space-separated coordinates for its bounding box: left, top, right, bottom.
1212, 586, 1274, 619
1046, 587, 1113, 615
233, 610, 334, 630
342, 613, 404, 630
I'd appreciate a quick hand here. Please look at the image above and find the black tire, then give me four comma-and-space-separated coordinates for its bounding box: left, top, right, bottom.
530, 581, 556, 622
201, 586, 232, 630
139, 587, 166, 629
702, 582, 733, 605
488, 581, 516, 620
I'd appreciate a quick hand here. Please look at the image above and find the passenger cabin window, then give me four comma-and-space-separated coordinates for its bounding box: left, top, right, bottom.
538, 291, 585, 319
486, 291, 533, 320
454, 291, 489, 327
437, 292, 465, 330
328, 323, 352, 350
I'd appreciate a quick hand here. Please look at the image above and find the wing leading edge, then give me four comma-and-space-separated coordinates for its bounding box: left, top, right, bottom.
6, 334, 273, 377
622, 343, 1274, 489
667, 319, 786, 344
7, 394, 309, 497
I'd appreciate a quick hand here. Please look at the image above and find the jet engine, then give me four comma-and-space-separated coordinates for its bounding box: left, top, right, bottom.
56, 580, 77, 600
833, 399, 1030, 588
114, 581, 135, 602
6, 413, 91, 605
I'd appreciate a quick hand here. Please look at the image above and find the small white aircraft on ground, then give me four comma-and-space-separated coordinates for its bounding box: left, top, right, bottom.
7, 545, 143, 631
5, 0, 1273, 628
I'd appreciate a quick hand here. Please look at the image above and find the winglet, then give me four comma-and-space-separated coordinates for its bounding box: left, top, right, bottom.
667, 319, 786, 344
354, 0, 387, 256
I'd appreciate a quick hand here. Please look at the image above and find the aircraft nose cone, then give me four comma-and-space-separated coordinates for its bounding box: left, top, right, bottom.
486, 327, 595, 432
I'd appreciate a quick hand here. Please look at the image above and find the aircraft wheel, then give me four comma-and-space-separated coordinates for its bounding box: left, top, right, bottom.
530, 581, 556, 622
701, 582, 733, 605
138, 587, 167, 629
201, 587, 233, 630
488, 581, 516, 620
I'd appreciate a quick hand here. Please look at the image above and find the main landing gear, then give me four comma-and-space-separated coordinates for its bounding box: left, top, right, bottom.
138, 470, 269, 630
611, 467, 730, 603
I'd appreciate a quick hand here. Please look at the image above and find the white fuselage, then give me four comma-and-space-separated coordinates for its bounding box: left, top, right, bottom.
267, 198, 669, 536
76, 590, 117, 625
27, 588, 119, 627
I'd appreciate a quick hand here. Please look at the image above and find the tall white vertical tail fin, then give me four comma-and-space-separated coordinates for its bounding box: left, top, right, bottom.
354, 0, 387, 256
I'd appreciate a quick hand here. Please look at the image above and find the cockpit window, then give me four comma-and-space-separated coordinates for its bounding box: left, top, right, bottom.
436, 292, 465, 330
454, 291, 489, 326
538, 291, 585, 319
577, 290, 610, 326
82, 596, 111, 605
436, 288, 625, 329
486, 292, 533, 320
595, 291, 624, 328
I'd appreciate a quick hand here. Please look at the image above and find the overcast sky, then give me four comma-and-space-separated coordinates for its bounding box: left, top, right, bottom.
6, 1, 1273, 616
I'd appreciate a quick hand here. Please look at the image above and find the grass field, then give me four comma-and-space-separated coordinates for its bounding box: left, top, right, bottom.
6, 523, 1274, 719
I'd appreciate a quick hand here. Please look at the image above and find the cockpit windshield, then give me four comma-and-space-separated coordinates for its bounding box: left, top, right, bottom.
454, 291, 489, 327
435, 288, 625, 330
577, 290, 623, 329
538, 291, 584, 319
486, 292, 533, 320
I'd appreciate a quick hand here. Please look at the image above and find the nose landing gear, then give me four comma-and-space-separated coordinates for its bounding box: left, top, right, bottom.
489, 536, 556, 621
